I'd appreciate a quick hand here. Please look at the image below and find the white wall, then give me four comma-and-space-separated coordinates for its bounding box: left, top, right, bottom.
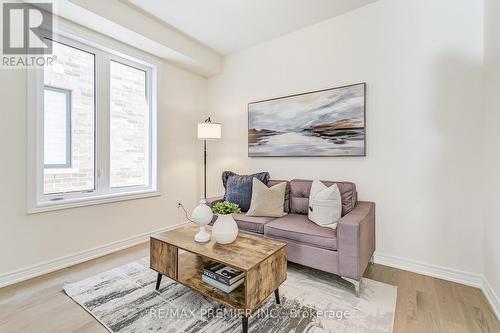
484, 0, 500, 308
208, 0, 485, 275
0, 23, 206, 275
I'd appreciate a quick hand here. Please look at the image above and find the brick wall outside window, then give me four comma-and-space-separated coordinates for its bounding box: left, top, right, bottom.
43, 44, 149, 194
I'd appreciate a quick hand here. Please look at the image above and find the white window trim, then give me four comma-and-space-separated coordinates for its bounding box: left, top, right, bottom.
27, 29, 159, 214
43, 85, 72, 169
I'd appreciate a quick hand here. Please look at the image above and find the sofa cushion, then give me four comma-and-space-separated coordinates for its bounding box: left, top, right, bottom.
222, 171, 270, 189
290, 179, 357, 216
223, 171, 270, 211
264, 214, 337, 250
233, 214, 275, 234
267, 180, 290, 212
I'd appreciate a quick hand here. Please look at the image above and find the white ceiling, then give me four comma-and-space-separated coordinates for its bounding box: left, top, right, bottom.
126, 0, 378, 55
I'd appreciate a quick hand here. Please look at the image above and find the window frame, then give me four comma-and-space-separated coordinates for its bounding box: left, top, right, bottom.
43, 85, 72, 169
27, 31, 159, 214
108, 58, 153, 191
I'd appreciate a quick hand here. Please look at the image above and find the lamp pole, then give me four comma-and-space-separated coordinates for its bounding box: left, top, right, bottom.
203, 139, 207, 199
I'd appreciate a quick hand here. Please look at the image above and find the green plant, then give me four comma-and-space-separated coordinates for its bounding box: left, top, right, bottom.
212, 201, 241, 215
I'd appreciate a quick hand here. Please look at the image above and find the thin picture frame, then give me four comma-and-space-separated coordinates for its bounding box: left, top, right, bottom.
247, 82, 367, 157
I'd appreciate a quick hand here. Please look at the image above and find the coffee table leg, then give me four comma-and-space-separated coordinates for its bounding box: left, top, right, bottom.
155, 273, 162, 290
242, 315, 248, 333
274, 288, 280, 304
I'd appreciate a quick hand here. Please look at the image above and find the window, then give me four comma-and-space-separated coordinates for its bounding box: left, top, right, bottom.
110, 61, 150, 188
43, 41, 95, 195
28, 33, 158, 213
43, 86, 71, 169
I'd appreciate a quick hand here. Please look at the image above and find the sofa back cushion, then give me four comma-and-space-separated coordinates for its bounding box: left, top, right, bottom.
267, 180, 290, 212
222, 171, 270, 212
290, 179, 357, 216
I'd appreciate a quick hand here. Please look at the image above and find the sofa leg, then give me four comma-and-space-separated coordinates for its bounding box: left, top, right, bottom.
342, 277, 361, 297
370, 255, 374, 265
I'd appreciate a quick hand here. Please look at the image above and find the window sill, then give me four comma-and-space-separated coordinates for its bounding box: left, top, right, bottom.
27, 190, 161, 214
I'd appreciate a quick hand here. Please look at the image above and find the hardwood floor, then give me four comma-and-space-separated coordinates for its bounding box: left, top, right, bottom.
0, 244, 149, 333
0, 243, 498, 333
366, 264, 499, 333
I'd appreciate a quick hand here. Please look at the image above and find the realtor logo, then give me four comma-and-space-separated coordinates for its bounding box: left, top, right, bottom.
2, 1, 52, 55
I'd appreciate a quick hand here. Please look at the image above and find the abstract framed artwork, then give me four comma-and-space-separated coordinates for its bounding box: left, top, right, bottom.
248, 83, 366, 157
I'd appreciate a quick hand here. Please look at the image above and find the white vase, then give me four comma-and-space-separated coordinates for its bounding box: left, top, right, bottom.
212, 214, 239, 244
191, 199, 213, 242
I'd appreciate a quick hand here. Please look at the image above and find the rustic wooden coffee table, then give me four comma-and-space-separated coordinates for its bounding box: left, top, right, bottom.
150, 224, 287, 333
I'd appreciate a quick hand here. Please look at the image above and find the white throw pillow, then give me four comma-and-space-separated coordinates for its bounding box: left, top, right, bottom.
308, 180, 342, 229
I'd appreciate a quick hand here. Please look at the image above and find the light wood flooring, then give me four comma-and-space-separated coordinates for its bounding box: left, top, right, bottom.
0, 242, 498, 332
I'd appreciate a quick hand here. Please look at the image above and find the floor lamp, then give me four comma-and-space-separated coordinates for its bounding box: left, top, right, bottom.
191, 117, 221, 243
197, 117, 222, 198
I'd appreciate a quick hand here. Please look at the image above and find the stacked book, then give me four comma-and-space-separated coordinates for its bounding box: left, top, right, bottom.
202, 262, 244, 293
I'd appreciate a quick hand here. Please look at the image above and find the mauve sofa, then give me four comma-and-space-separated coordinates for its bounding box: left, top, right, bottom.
207, 179, 375, 296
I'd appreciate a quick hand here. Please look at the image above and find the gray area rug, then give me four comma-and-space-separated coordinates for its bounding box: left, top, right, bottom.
64, 257, 396, 332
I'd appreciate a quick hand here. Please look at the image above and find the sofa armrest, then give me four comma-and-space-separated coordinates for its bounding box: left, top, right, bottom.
206, 196, 224, 208
337, 201, 375, 281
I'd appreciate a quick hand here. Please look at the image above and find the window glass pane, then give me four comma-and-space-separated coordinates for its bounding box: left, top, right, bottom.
44, 87, 70, 167
43, 40, 95, 194
110, 61, 149, 188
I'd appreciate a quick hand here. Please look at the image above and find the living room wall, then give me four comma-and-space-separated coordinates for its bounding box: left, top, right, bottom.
207, 0, 485, 277
484, 0, 500, 311
0, 21, 206, 279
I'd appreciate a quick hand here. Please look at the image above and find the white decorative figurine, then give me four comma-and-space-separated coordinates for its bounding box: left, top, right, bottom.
191, 199, 213, 242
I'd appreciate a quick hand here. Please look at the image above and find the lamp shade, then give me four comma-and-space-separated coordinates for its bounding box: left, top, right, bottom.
197, 122, 222, 140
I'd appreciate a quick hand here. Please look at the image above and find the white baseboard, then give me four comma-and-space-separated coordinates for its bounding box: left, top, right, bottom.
374, 252, 483, 288
482, 277, 500, 321
0, 223, 187, 289
374, 252, 499, 321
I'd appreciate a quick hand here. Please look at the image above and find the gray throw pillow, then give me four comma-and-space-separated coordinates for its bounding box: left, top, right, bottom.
246, 178, 287, 217
223, 171, 270, 212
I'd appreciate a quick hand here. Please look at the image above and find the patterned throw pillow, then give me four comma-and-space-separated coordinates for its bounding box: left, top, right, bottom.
223, 171, 270, 212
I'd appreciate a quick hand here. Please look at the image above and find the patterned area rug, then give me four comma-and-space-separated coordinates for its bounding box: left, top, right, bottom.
64, 257, 396, 333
